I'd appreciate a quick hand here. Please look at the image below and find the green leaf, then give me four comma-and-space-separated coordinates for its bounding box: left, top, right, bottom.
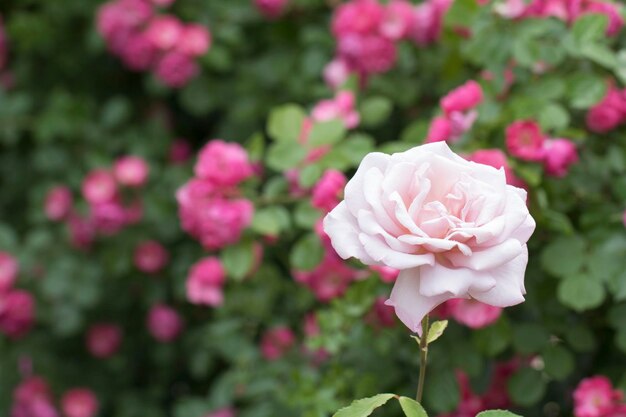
267, 104, 306, 142
251, 206, 290, 236
512, 323, 550, 354
543, 345, 575, 380
335, 134, 375, 167
473, 317, 512, 356
266, 142, 307, 171
308, 119, 347, 147
580, 44, 617, 69
333, 393, 395, 417
290, 233, 325, 271
294, 202, 322, 229
540, 236, 586, 278
567, 74, 607, 109
507, 368, 546, 407
359, 96, 392, 127
557, 274, 605, 312
221, 240, 254, 281
476, 411, 522, 417
565, 324, 596, 352
571, 14, 608, 46
424, 369, 459, 413
539, 103, 570, 131
427, 320, 448, 345
446, 0, 479, 27
397, 397, 428, 417
299, 164, 323, 188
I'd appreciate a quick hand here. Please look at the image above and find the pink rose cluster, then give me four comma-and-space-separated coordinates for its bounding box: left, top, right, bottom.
493, 0, 623, 36
253, 0, 289, 19
326, 0, 452, 85
586, 83, 626, 134
573, 376, 626, 417
10, 377, 99, 417
44, 155, 150, 249
177, 140, 254, 251
426, 80, 484, 144
96, 0, 211, 88
505, 120, 579, 177
439, 361, 519, 417
0, 252, 35, 339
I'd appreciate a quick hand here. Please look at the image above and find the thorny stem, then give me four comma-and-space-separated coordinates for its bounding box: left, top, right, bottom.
416, 314, 430, 403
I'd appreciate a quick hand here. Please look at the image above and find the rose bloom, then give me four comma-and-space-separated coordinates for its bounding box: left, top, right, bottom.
44, 186, 73, 221
585, 85, 626, 133
380, 0, 415, 40
425, 116, 453, 143
147, 304, 183, 342
323, 58, 351, 90
0, 251, 19, 293
323, 142, 535, 333
0, 290, 35, 338
440, 80, 484, 115
311, 169, 347, 213
145, 16, 183, 50
177, 24, 212, 56
194, 140, 254, 187
311, 90, 360, 129
467, 149, 524, 188
542, 138, 578, 177
293, 249, 358, 302
113, 155, 149, 187
86, 323, 122, 358
186, 257, 225, 306
134, 240, 169, 274
260, 326, 296, 360
120, 31, 158, 71
367, 296, 397, 328
60, 388, 99, 417
154, 51, 199, 88
505, 120, 546, 161
446, 298, 502, 329
574, 376, 624, 417
331, 0, 384, 37
82, 170, 117, 204
11, 376, 59, 417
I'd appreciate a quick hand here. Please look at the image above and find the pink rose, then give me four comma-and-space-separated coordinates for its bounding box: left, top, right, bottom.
60, 389, 99, 417
446, 298, 502, 328
154, 51, 199, 88
585, 86, 626, 133
293, 249, 358, 302
323, 58, 351, 90
194, 140, 253, 187
44, 186, 73, 221
186, 257, 225, 306
542, 138, 578, 177
0, 290, 35, 338
311, 91, 360, 129
145, 16, 183, 50
113, 156, 149, 187
331, 0, 384, 37
254, 0, 290, 19
380, 0, 415, 40
86, 323, 122, 358
260, 326, 295, 360
120, 31, 158, 71
505, 120, 546, 161
0, 251, 19, 293
169, 138, 193, 164
440, 80, 484, 114
323, 142, 535, 333
574, 376, 624, 417
312, 169, 347, 212
425, 116, 453, 143
370, 265, 399, 283
147, 304, 183, 342
134, 240, 169, 273
338, 34, 397, 74
82, 170, 117, 205
12, 376, 59, 417
178, 24, 212, 56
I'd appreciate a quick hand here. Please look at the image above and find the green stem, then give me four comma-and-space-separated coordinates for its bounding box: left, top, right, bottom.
416, 314, 430, 403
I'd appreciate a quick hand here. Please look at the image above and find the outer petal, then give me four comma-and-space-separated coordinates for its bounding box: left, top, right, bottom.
344, 152, 390, 217
385, 269, 452, 335
324, 201, 375, 264
419, 263, 496, 297
445, 239, 523, 271
359, 233, 434, 269
469, 246, 528, 307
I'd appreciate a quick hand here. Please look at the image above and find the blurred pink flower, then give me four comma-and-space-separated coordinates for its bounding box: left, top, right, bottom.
293, 249, 358, 302
86, 323, 122, 358
585, 85, 626, 133
425, 116, 453, 143
147, 304, 183, 342
254, 0, 290, 19
323, 58, 351, 90
261, 326, 295, 360
0, 251, 19, 293
370, 265, 399, 283
440, 80, 483, 115
380, 0, 415, 40
574, 376, 624, 417
542, 138, 578, 177
155, 51, 199, 88
114, 155, 149, 187
186, 257, 225, 306
44, 186, 73, 222
169, 138, 193, 164
145, 16, 183, 50
60, 388, 99, 417
178, 24, 212, 56
82, 170, 117, 205
311, 90, 360, 129
204, 408, 236, 417
194, 140, 254, 187
134, 240, 169, 273
505, 120, 546, 161
312, 169, 347, 213
120, 31, 158, 71
446, 298, 502, 329
0, 290, 35, 339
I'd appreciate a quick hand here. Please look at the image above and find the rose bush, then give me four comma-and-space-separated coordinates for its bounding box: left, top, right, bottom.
1, 0, 626, 416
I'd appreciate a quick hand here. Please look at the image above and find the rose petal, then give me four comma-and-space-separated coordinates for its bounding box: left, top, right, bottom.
385, 269, 451, 335
359, 233, 434, 269
445, 239, 523, 271
469, 247, 528, 307
324, 202, 376, 264
419, 262, 497, 297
